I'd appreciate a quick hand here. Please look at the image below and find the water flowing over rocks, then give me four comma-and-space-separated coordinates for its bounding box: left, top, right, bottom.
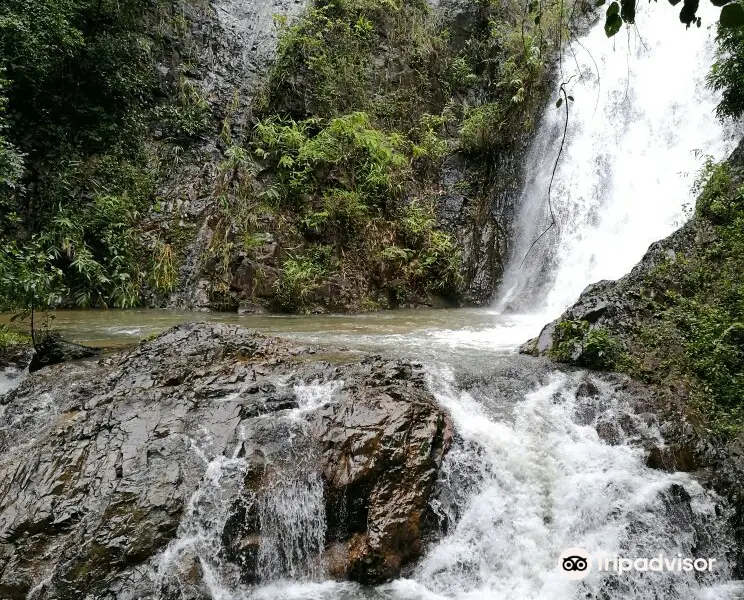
0, 323, 451, 598
521, 137, 744, 578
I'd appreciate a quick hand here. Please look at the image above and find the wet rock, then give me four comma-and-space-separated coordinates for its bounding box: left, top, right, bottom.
436, 152, 521, 306
0, 345, 32, 372
0, 323, 451, 597
316, 378, 453, 584
28, 333, 101, 372
646, 444, 698, 472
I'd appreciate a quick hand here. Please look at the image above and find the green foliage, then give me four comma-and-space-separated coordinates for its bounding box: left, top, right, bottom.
151, 241, 178, 294
0, 0, 155, 153
249, 112, 460, 303
394, 201, 461, 293
622, 160, 744, 434
460, 104, 508, 153
255, 112, 410, 212
233, 0, 569, 311
0, 0, 207, 311
550, 319, 623, 370
0, 239, 66, 314
153, 74, 212, 141
264, 0, 458, 131
693, 158, 738, 223
0, 72, 24, 226
709, 11, 744, 121
269, 3, 378, 118
0, 324, 30, 350
603, 0, 744, 38
274, 255, 325, 312
457, 0, 568, 154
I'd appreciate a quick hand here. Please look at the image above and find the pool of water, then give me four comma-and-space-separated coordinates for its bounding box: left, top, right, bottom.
0, 307, 553, 363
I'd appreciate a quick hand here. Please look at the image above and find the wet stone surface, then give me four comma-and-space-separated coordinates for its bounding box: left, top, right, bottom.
0, 323, 451, 599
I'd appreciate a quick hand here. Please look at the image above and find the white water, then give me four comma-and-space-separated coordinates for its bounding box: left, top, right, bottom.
151, 4, 744, 599
398, 369, 738, 600
497, 1, 737, 317
0, 366, 26, 396
158, 368, 742, 600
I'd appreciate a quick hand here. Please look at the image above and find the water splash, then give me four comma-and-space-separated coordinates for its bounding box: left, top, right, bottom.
157, 451, 249, 598
0, 366, 26, 397
257, 471, 327, 581
292, 380, 344, 414
154, 380, 342, 597
403, 368, 738, 600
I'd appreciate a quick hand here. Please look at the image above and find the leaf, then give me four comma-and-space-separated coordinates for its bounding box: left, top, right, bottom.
679, 0, 699, 26
604, 12, 623, 35
595, 0, 606, 5
668, 0, 681, 6
621, 0, 636, 22
556, 97, 564, 108
568, 95, 575, 101
720, 2, 744, 26
711, 0, 731, 6
606, 1, 620, 15
534, 12, 542, 24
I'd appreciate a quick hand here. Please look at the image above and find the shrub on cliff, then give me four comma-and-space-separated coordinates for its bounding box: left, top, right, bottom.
0, 0, 206, 310
250, 113, 460, 311
549, 319, 624, 371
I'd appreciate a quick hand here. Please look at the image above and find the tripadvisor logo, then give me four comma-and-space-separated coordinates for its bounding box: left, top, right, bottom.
558, 548, 591, 580
557, 547, 717, 580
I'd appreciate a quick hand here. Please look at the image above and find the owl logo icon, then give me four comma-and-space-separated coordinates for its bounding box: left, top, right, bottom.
558, 547, 591, 580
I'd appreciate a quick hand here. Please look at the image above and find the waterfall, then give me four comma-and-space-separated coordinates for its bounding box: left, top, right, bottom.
389, 6, 742, 598
155, 381, 338, 597
497, 0, 737, 316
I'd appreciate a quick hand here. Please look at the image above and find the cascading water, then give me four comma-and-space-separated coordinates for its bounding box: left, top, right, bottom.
497, 0, 737, 317
147, 3, 744, 599
154, 381, 338, 597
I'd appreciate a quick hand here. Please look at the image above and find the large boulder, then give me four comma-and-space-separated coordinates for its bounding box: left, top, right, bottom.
0, 323, 451, 599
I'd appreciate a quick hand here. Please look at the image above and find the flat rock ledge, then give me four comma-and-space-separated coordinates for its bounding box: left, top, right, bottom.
0, 322, 452, 599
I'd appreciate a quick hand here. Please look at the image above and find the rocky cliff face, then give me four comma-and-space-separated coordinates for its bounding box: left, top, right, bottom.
0, 323, 451, 598
437, 153, 522, 306
158, 0, 534, 313
150, 0, 310, 310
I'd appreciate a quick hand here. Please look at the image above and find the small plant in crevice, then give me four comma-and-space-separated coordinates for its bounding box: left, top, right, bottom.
273, 255, 326, 312
550, 319, 623, 371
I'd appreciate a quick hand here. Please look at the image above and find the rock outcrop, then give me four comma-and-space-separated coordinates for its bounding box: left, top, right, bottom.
0, 323, 451, 598
160, 0, 533, 312
150, 0, 310, 310
28, 333, 101, 373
